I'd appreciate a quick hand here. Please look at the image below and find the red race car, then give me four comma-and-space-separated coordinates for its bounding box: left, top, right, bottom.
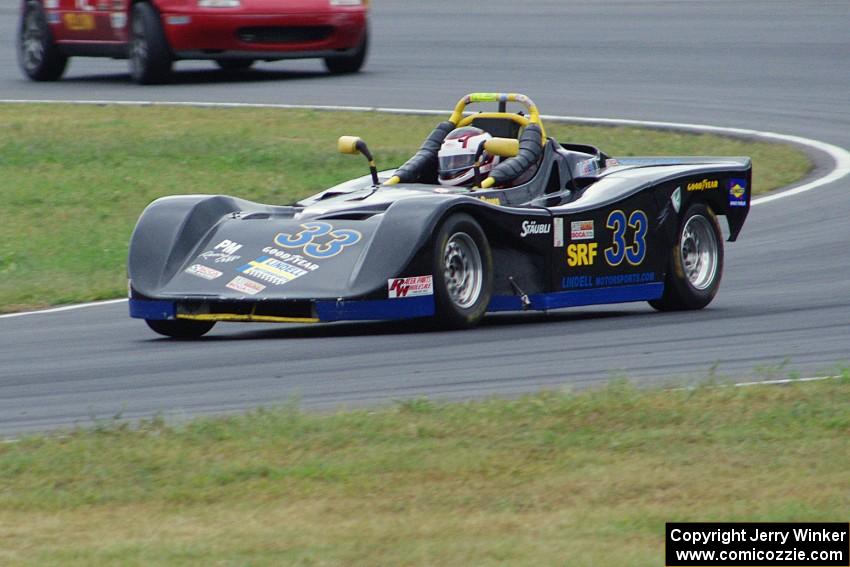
17, 0, 368, 84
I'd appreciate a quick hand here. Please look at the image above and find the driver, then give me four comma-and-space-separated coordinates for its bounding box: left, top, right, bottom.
437, 127, 500, 186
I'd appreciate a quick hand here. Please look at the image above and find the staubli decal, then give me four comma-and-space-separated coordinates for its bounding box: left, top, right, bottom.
520, 220, 551, 237
686, 179, 719, 192
273, 222, 362, 259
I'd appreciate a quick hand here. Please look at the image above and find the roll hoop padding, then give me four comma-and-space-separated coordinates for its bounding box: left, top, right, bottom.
392, 121, 456, 183
488, 124, 543, 186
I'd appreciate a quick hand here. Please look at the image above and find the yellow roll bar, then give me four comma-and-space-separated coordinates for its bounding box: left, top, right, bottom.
448, 92, 545, 138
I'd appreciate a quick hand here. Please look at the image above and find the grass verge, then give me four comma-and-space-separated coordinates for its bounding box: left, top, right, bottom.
1, 376, 848, 566
0, 104, 811, 312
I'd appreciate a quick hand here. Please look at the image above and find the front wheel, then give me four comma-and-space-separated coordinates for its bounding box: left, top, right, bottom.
18, 1, 67, 81
146, 319, 215, 339
324, 30, 368, 74
650, 203, 724, 311
129, 3, 172, 84
432, 213, 493, 328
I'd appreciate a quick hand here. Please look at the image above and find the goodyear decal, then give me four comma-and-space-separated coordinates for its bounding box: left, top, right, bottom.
686, 179, 719, 192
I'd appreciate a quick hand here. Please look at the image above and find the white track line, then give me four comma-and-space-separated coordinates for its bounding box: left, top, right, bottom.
1, 98, 848, 318
0, 298, 127, 319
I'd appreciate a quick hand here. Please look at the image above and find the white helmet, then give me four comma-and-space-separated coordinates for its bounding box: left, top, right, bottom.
437, 126, 501, 186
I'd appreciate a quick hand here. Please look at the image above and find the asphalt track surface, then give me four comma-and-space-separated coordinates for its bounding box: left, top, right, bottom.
1, 1, 849, 435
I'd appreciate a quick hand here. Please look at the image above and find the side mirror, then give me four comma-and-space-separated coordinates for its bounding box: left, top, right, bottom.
337, 135, 364, 155
484, 137, 519, 158
337, 136, 379, 185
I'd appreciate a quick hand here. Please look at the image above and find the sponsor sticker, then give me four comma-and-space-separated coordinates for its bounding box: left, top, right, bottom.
570, 220, 594, 240
671, 186, 682, 213
553, 217, 564, 247
567, 243, 598, 267
388, 276, 433, 298
520, 220, 551, 237
238, 256, 309, 286
213, 239, 243, 255
477, 196, 501, 205
199, 251, 241, 264
46, 12, 61, 24
576, 158, 599, 177
686, 178, 719, 192
728, 178, 748, 207
184, 264, 222, 281
225, 276, 265, 295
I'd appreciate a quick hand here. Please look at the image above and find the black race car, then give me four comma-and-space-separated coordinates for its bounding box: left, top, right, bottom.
128, 92, 751, 338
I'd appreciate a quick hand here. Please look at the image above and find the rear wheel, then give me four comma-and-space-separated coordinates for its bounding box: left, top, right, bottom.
18, 1, 67, 81
650, 203, 724, 311
324, 30, 368, 74
146, 319, 215, 339
432, 213, 493, 328
216, 59, 254, 71
129, 3, 172, 84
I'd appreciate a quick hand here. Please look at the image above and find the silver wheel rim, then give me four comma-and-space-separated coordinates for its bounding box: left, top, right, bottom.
130, 16, 147, 75
22, 10, 44, 71
443, 232, 483, 309
680, 214, 718, 290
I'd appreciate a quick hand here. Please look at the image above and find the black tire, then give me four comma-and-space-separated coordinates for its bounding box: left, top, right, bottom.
324, 30, 368, 74
216, 59, 254, 71
129, 3, 172, 85
146, 319, 215, 339
432, 213, 493, 328
17, 1, 68, 81
650, 203, 724, 311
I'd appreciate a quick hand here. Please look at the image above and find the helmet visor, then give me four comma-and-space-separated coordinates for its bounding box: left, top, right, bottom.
438, 154, 476, 178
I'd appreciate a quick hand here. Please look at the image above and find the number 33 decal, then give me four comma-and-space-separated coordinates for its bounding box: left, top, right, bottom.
605, 210, 648, 266
274, 222, 362, 259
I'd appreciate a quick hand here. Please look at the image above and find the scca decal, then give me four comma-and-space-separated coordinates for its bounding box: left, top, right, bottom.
605, 210, 648, 266
274, 222, 362, 259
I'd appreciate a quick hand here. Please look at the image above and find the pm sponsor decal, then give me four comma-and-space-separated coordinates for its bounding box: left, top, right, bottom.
728, 178, 748, 207
226, 276, 265, 295
184, 264, 222, 281
238, 256, 311, 286
520, 220, 551, 237
570, 220, 594, 240
388, 276, 433, 298
686, 179, 719, 192
213, 239, 243, 255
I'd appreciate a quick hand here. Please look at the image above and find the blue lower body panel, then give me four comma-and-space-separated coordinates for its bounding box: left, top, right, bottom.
130, 283, 663, 324
315, 296, 435, 322
129, 299, 176, 320
487, 283, 664, 313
